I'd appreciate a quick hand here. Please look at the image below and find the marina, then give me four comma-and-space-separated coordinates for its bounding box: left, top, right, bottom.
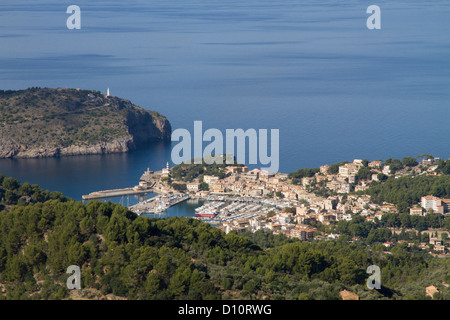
80, 162, 299, 224
128, 193, 191, 215
192, 197, 286, 225
79, 157, 302, 228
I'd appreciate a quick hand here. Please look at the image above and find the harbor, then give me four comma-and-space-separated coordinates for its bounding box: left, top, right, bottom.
192, 196, 291, 225
80, 163, 299, 228
128, 193, 191, 215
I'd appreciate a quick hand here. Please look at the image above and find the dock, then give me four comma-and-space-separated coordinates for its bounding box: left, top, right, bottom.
81, 186, 153, 201
129, 193, 190, 215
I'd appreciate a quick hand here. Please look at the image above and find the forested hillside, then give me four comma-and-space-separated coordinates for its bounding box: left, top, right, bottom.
0, 87, 171, 158
361, 175, 450, 213
0, 176, 449, 300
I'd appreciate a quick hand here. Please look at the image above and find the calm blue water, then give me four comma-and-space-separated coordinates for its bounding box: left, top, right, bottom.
0, 1, 449, 207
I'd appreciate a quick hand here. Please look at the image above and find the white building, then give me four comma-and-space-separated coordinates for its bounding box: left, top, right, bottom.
410, 207, 424, 216
161, 162, 170, 178
186, 182, 201, 192
421, 196, 444, 214
203, 175, 220, 185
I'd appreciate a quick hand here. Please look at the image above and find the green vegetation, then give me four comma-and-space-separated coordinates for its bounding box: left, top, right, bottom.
1, 197, 448, 300
437, 159, 450, 175
329, 212, 450, 240
303, 156, 424, 179
361, 175, 450, 213
356, 166, 373, 182
170, 183, 187, 192
0, 87, 170, 157
288, 168, 319, 185
327, 162, 346, 175
286, 155, 449, 213
384, 158, 403, 174
0, 174, 68, 210
200, 182, 209, 191
402, 157, 419, 167
170, 156, 242, 182
0, 175, 448, 300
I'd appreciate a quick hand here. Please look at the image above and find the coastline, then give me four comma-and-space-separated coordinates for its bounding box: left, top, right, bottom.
0, 87, 172, 159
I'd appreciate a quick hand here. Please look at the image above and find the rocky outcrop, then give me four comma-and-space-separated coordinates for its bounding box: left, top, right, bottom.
0, 87, 172, 158
125, 107, 172, 146
1, 137, 134, 159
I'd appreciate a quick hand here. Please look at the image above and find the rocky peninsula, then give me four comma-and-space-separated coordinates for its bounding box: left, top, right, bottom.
0, 87, 171, 158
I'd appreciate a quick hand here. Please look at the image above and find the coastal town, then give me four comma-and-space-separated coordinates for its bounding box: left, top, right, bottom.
129, 157, 450, 257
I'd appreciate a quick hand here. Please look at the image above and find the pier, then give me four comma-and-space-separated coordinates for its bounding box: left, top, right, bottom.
129, 193, 191, 215
81, 186, 153, 201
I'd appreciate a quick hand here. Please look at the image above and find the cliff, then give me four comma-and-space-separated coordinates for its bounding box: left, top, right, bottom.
0, 87, 171, 158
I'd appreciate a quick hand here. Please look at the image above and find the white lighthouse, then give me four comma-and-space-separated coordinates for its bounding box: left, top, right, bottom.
161, 162, 170, 178
107, 88, 110, 97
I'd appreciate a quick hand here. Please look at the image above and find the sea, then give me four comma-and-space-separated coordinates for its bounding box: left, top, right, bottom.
0, 0, 449, 217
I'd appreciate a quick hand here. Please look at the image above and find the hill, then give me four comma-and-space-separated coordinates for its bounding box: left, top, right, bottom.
0, 175, 449, 300
0, 87, 171, 158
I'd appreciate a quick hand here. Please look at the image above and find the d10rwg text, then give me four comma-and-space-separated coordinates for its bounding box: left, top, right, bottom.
177, 304, 272, 317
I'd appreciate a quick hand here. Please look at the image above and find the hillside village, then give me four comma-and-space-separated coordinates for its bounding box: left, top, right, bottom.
138, 157, 450, 256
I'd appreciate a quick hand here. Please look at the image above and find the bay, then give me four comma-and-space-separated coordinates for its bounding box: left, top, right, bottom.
0, 0, 449, 210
